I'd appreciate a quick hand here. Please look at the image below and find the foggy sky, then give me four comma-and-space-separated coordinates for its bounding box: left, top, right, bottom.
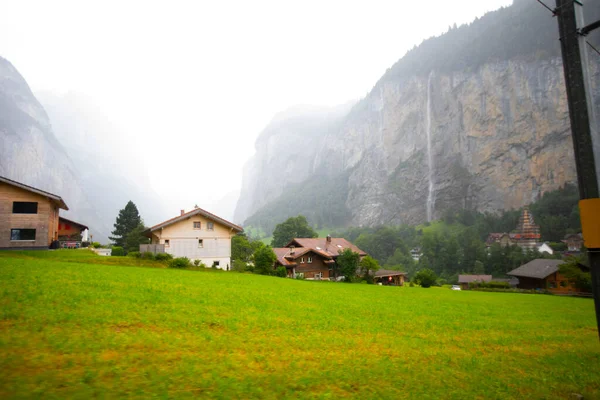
0, 0, 512, 219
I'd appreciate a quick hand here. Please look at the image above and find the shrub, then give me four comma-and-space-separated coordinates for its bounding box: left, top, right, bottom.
81, 241, 90, 248
141, 252, 155, 260
232, 259, 248, 272
169, 257, 191, 269
295, 273, 305, 280
155, 253, 173, 262
409, 282, 415, 287
275, 266, 288, 277
469, 281, 511, 289
91, 242, 102, 248
412, 269, 437, 288
111, 246, 125, 256
127, 251, 141, 258
193, 260, 201, 267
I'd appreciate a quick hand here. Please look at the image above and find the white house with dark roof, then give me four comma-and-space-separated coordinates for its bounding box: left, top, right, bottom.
144, 207, 243, 270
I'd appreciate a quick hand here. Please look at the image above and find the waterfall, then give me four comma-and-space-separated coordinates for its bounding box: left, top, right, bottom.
426, 71, 435, 222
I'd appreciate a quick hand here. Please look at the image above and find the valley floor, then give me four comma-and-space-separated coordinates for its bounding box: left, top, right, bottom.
0, 250, 598, 399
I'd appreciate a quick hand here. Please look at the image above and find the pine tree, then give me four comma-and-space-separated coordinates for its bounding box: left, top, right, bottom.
110, 201, 142, 247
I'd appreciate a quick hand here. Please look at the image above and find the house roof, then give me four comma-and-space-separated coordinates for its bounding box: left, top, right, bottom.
286, 237, 367, 257
59, 216, 88, 231
284, 247, 313, 259
507, 259, 565, 279
458, 275, 493, 283
147, 207, 243, 233
374, 269, 407, 277
273, 248, 297, 267
0, 175, 68, 210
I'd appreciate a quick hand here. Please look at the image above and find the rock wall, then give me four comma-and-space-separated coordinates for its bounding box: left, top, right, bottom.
237, 56, 599, 229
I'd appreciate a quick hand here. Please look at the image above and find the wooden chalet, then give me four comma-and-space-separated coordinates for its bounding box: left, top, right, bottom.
562, 233, 583, 252
507, 259, 590, 294
457, 275, 492, 290
58, 217, 89, 248
0, 176, 68, 249
373, 269, 407, 286
273, 236, 367, 280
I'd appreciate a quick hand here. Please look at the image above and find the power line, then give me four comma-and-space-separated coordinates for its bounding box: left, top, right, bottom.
587, 41, 600, 56
536, 0, 556, 15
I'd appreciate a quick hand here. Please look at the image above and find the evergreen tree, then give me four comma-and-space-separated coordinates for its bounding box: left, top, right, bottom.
124, 223, 150, 253
110, 201, 143, 247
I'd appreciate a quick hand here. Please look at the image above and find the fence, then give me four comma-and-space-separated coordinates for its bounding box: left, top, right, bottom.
139, 244, 165, 254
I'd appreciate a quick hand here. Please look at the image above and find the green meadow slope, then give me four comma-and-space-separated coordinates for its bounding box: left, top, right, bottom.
0, 250, 598, 399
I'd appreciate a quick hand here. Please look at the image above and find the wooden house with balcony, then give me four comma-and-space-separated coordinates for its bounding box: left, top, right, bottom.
273, 236, 367, 279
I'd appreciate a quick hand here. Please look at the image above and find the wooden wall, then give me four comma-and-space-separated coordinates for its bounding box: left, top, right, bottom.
0, 181, 59, 249
295, 251, 331, 279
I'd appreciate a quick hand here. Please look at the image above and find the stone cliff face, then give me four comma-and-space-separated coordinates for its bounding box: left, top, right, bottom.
0, 56, 110, 239
0, 57, 170, 242
236, 57, 598, 230
233, 104, 354, 224
320, 58, 595, 226
233, 0, 600, 231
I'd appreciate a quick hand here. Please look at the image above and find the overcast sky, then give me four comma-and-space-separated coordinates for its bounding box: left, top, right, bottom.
0, 0, 512, 217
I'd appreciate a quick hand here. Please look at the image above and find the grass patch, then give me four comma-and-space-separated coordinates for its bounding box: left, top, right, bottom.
0, 251, 599, 398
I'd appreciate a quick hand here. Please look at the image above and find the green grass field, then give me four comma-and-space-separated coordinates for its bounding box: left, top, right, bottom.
1, 250, 599, 399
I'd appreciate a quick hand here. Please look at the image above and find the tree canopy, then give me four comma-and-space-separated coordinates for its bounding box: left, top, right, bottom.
110, 201, 143, 247
271, 215, 318, 247
336, 248, 361, 282
124, 223, 150, 253
253, 245, 277, 275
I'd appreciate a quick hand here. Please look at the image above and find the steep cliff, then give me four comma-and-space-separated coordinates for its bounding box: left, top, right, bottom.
0, 57, 168, 242
237, 0, 600, 234
0, 56, 110, 239
233, 103, 354, 225
36, 91, 170, 232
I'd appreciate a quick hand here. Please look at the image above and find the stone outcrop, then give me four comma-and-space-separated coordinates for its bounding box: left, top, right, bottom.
235, 0, 600, 230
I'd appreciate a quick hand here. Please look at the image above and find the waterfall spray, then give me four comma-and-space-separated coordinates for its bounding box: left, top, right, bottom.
426, 71, 436, 222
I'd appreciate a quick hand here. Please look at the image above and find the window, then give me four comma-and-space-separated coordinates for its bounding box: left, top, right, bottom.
13, 202, 38, 214
164, 239, 170, 247
10, 229, 36, 241
300, 257, 305, 264
315, 272, 322, 280
207, 222, 214, 231
307, 256, 312, 263
560, 281, 568, 288
212, 261, 220, 268
193, 222, 201, 229
198, 239, 203, 248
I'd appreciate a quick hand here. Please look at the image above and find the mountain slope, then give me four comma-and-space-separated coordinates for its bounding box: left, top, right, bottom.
0, 56, 109, 239
237, 0, 600, 234
36, 91, 170, 232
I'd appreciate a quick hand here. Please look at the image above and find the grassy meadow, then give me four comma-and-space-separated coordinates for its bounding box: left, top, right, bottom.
0, 250, 599, 399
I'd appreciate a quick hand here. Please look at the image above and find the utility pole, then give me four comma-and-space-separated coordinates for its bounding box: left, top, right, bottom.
555, 0, 600, 339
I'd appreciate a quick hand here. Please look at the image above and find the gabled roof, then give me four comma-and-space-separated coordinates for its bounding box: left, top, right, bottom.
147, 207, 243, 233
286, 237, 367, 257
59, 216, 88, 231
273, 248, 297, 267
458, 275, 493, 283
0, 175, 68, 210
374, 269, 407, 277
507, 259, 564, 279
